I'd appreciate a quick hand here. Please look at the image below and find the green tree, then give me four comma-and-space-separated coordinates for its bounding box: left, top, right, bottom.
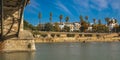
114, 19, 117, 23
119, 25, 120, 32
65, 16, 69, 23
79, 15, 84, 23
92, 24, 109, 33
113, 24, 119, 32
79, 15, 89, 32
24, 20, 35, 30
63, 26, 70, 32
49, 12, 52, 23
80, 26, 84, 32
85, 16, 88, 22
54, 23, 60, 32
38, 12, 42, 30
98, 19, 101, 25
93, 18, 96, 25
44, 23, 54, 31
59, 14, 63, 24
92, 24, 97, 32
105, 17, 110, 25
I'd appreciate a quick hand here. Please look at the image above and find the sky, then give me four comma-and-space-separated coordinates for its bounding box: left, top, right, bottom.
24, 0, 120, 25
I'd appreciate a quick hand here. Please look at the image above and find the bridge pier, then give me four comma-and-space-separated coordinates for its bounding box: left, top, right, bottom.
0, 0, 3, 40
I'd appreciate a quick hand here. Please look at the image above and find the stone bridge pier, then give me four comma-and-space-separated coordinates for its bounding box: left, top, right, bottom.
0, 0, 35, 52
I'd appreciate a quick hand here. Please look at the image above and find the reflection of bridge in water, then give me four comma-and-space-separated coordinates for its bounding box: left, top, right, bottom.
0, 52, 35, 60
0, 0, 36, 52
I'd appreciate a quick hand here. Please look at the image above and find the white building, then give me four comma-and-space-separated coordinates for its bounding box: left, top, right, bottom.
108, 18, 119, 31
73, 22, 81, 31
59, 23, 65, 30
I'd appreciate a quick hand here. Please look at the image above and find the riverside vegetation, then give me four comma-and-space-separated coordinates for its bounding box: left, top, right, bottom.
23, 13, 120, 43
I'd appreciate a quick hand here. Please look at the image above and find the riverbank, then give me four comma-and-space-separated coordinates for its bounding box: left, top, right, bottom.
35, 37, 120, 43
34, 32, 120, 43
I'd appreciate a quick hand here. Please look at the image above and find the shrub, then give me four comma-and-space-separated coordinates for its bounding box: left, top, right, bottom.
84, 34, 92, 37
51, 34, 55, 37
41, 34, 48, 37
56, 34, 60, 37
79, 34, 82, 37
67, 34, 75, 37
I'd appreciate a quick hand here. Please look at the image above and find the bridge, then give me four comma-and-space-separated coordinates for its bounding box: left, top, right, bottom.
0, 0, 30, 40
0, 0, 35, 52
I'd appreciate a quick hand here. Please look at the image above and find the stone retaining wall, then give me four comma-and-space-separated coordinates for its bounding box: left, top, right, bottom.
35, 37, 120, 43
34, 32, 120, 43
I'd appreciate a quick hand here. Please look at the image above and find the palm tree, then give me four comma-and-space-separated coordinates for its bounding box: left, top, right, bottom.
85, 16, 88, 22
114, 19, 117, 23
38, 12, 42, 24
93, 18, 96, 25
65, 16, 69, 23
79, 15, 84, 24
59, 14, 63, 24
38, 12, 42, 30
105, 17, 110, 25
49, 12, 52, 23
98, 19, 101, 25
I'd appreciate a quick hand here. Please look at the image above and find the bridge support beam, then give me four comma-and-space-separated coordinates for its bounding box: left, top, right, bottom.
17, 0, 27, 37
0, 0, 4, 40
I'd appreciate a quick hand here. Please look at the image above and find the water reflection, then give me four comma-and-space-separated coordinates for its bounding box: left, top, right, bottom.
1, 42, 120, 60
0, 52, 35, 60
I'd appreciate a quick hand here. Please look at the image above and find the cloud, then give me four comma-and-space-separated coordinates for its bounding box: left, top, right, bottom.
73, 0, 89, 9
30, 0, 40, 9
90, 0, 108, 11
55, 2, 72, 16
110, 0, 120, 10
26, 0, 40, 14
73, 0, 120, 12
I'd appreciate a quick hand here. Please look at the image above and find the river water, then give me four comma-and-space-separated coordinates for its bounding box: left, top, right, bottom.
0, 42, 120, 60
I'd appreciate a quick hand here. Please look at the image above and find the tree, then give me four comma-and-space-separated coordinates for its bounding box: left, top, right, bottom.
38, 12, 42, 23
80, 26, 84, 32
49, 12, 52, 23
65, 16, 69, 23
98, 19, 101, 25
85, 16, 88, 21
59, 14, 63, 24
79, 15, 84, 23
105, 17, 110, 25
114, 19, 117, 23
113, 24, 119, 32
44, 23, 54, 31
93, 18, 96, 25
38, 12, 42, 30
63, 26, 70, 32
24, 20, 35, 30
54, 23, 60, 32
92, 24, 109, 33
79, 15, 89, 32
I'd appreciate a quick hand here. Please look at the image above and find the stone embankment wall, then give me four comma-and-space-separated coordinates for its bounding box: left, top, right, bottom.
34, 32, 120, 43
0, 40, 36, 52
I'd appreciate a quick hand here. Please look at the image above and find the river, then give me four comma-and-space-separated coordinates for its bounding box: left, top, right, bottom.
0, 42, 120, 60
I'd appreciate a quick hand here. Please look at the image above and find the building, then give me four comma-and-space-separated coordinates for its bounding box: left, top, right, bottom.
73, 22, 81, 31
108, 18, 119, 32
